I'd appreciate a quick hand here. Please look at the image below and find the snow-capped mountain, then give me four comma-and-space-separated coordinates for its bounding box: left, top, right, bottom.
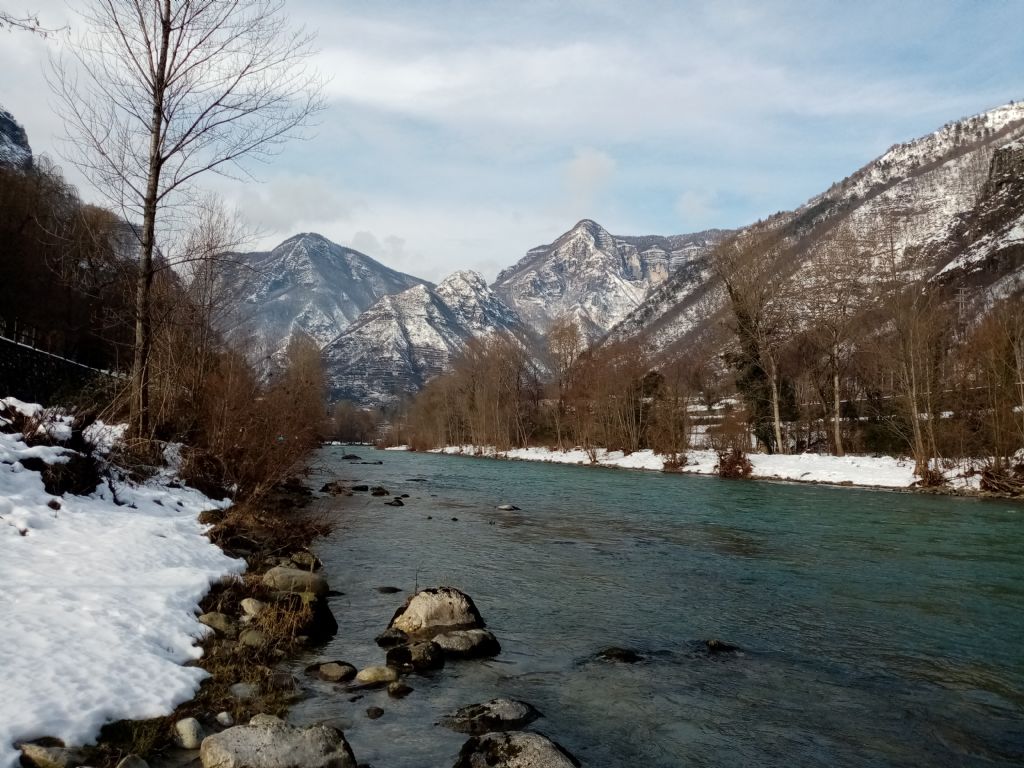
0, 107, 32, 169
610, 100, 1024, 354
492, 219, 728, 341
220, 233, 429, 357
323, 270, 531, 406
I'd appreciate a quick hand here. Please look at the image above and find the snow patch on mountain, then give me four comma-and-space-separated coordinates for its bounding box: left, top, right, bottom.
220, 233, 428, 357
324, 270, 531, 406
493, 219, 727, 341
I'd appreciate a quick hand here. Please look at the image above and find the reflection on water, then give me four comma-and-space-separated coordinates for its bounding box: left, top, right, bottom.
284, 447, 1024, 768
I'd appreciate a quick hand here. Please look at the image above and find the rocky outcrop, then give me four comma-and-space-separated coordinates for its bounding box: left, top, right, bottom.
453, 731, 579, 768
199, 715, 356, 768
440, 699, 541, 735
0, 106, 32, 169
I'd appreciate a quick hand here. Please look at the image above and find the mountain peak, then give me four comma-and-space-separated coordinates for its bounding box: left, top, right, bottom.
438, 269, 488, 293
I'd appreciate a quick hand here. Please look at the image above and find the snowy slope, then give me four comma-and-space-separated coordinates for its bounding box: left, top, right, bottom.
220, 233, 429, 357
610, 100, 1024, 354
0, 400, 242, 768
323, 270, 531, 406
0, 106, 32, 170
492, 219, 727, 341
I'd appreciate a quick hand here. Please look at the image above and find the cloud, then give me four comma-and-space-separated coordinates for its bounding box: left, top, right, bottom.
563, 148, 616, 217
224, 173, 361, 239
675, 190, 718, 230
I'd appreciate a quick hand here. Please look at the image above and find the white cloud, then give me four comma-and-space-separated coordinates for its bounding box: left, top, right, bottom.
564, 147, 616, 217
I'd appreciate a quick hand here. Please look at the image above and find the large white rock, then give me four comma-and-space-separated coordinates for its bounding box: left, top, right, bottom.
354, 665, 398, 684
199, 715, 355, 768
388, 587, 484, 636
175, 717, 205, 749
454, 731, 579, 768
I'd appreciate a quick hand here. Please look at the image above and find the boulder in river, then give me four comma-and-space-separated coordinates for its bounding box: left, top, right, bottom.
354, 665, 399, 685
433, 629, 501, 659
705, 639, 741, 655
319, 481, 347, 495
387, 587, 485, 637
312, 661, 357, 682
496, 504, 520, 511
351, 484, 369, 492
440, 699, 541, 735
370, 486, 389, 496
341, 453, 362, 460
385, 498, 404, 507
262, 566, 329, 597
385, 640, 445, 672
374, 626, 410, 648
115, 755, 150, 768
199, 715, 356, 768
596, 646, 642, 663
453, 731, 579, 768
387, 681, 414, 698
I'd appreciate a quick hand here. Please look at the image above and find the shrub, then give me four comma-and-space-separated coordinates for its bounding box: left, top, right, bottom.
716, 447, 753, 479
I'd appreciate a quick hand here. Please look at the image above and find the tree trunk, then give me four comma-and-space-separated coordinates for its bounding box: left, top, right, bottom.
832, 346, 845, 456
769, 362, 785, 454
130, 1, 171, 438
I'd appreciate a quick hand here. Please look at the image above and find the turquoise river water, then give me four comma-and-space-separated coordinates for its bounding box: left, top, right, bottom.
285, 446, 1024, 767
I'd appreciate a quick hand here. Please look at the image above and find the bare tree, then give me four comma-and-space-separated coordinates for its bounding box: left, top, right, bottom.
1, 10, 63, 35
52, 0, 323, 437
546, 316, 584, 449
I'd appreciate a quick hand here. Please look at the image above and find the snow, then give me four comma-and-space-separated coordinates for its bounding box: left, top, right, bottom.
433, 445, 922, 489
0, 414, 243, 767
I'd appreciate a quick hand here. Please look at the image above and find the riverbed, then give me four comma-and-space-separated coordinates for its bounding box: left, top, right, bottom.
285, 446, 1024, 767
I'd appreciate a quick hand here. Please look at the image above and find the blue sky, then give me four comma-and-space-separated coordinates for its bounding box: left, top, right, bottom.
2, 0, 1023, 280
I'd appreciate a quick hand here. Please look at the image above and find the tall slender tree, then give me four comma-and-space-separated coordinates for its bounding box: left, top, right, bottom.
52, 0, 323, 436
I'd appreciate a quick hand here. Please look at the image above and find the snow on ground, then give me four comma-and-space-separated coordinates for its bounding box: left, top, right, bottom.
434, 445, 922, 488
0, 409, 243, 768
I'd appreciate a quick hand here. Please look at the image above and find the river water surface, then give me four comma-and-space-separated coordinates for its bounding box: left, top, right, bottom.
286, 446, 1024, 767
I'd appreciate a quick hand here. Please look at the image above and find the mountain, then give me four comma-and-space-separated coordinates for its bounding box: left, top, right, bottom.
0, 107, 32, 170
609, 100, 1024, 354
322, 270, 531, 406
492, 219, 728, 341
220, 233, 429, 357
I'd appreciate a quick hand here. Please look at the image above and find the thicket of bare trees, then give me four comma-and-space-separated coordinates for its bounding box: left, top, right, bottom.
394, 222, 1023, 492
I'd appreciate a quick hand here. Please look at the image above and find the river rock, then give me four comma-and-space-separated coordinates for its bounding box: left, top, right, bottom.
316, 661, 357, 682
290, 551, 322, 571
199, 715, 356, 768
387, 681, 413, 698
433, 629, 501, 659
440, 699, 541, 735
385, 498, 404, 506
374, 627, 409, 648
341, 454, 362, 460
115, 755, 150, 768
496, 504, 520, 511
387, 587, 485, 637
370, 486, 389, 496
385, 640, 445, 672
351, 484, 368, 492
263, 566, 329, 597
175, 717, 205, 749
705, 639, 741, 655
377, 586, 402, 594
453, 732, 579, 768
239, 628, 269, 649
199, 611, 237, 637
596, 646, 642, 663
18, 743, 86, 768
365, 707, 384, 720
240, 598, 267, 618
320, 481, 347, 495
354, 665, 398, 685
216, 712, 234, 727
271, 591, 338, 644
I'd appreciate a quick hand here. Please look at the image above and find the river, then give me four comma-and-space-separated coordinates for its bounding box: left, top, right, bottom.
284, 445, 1024, 767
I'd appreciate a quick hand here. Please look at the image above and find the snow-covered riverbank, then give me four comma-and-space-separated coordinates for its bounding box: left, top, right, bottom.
415, 445, 982, 491
0, 400, 244, 768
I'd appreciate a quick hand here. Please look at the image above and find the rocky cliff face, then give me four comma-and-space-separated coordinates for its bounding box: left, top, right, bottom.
609, 100, 1024, 354
219, 233, 429, 357
0, 107, 32, 170
323, 270, 531, 406
492, 219, 727, 342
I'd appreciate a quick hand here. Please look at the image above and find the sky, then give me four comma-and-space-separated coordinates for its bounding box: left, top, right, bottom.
2, 0, 1023, 281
